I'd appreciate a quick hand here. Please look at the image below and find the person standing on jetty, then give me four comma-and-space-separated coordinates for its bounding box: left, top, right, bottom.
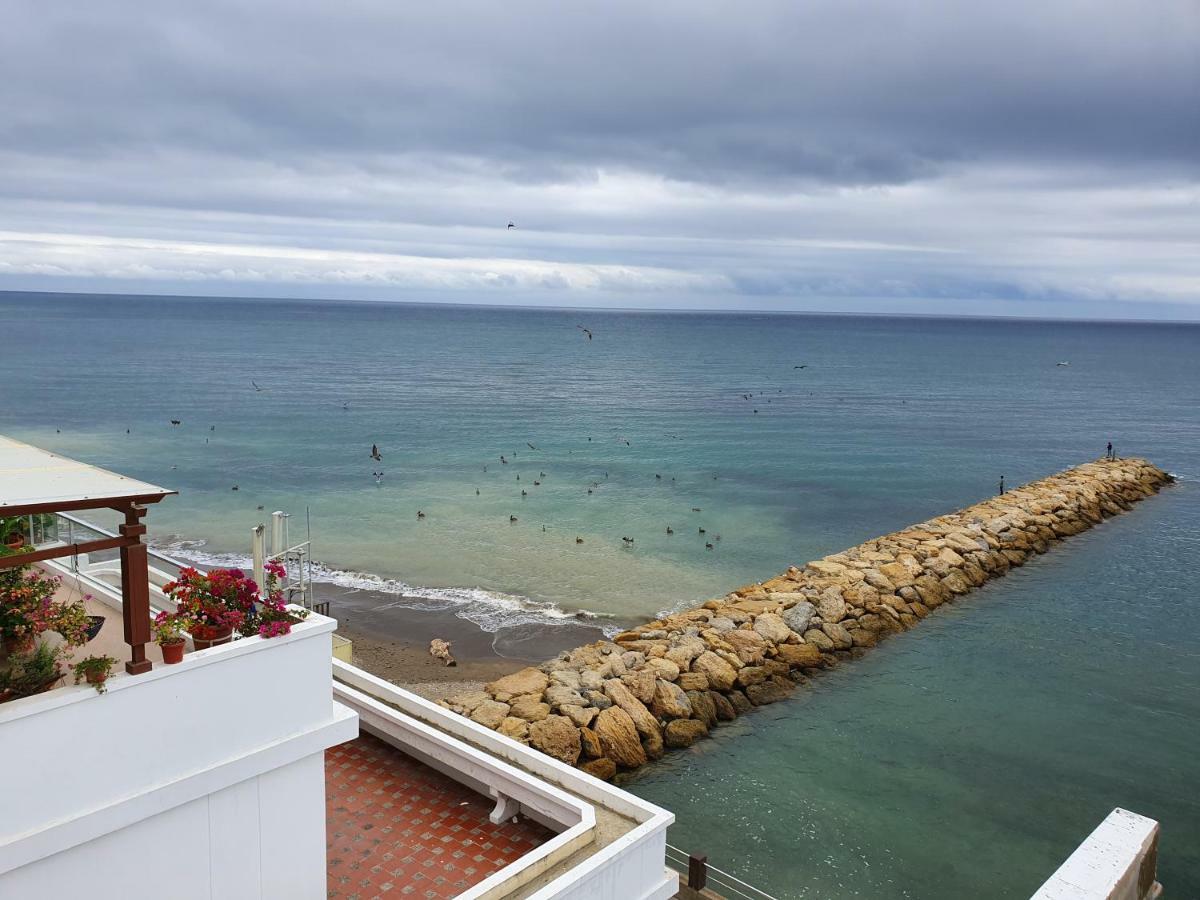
999, 475, 1005, 495
1107, 441, 1114, 460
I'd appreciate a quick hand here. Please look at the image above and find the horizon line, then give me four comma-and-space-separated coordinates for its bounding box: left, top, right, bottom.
3, 287, 1199, 327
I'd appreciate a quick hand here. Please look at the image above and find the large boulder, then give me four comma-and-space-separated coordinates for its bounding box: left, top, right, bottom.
746, 677, 794, 706
816, 587, 847, 623
710, 691, 737, 721
722, 630, 768, 665
692, 651, 738, 691
664, 719, 709, 748
642, 725, 665, 760
821, 622, 853, 649
470, 700, 511, 729
677, 671, 709, 691
443, 690, 490, 714
803, 628, 835, 651
686, 689, 718, 727
594, 707, 647, 768
650, 679, 693, 720
603, 679, 662, 739
509, 697, 551, 722
781, 601, 815, 635
529, 716, 582, 765
878, 561, 916, 588
645, 657, 681, 681
914, 575, 951, 608
578, 725, 603, 758
736, 665, 770, 687
776, 642, 823, 667
486, 668, 549, 702
579, 757, 617, 781
752, 613, 792, 645
620, 669, 658, 704
497, 717, 529, 742
560, 704, 598, 728
545, 684, 587, 708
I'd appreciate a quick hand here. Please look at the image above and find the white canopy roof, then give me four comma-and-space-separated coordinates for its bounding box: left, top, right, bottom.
0, 435, 174, 513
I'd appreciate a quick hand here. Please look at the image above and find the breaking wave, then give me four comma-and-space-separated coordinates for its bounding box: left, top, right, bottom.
150, 536, 618, 636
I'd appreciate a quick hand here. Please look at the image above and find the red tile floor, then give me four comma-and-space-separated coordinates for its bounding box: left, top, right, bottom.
326, 732, 554, 899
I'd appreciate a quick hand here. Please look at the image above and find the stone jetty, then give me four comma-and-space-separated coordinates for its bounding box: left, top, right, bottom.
440, 458, 1171, 780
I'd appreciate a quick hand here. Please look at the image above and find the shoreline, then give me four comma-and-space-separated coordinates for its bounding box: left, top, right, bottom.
317, 579, 614, 701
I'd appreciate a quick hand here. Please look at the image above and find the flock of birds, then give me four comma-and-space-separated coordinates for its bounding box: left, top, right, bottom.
146, 328, 1077, 556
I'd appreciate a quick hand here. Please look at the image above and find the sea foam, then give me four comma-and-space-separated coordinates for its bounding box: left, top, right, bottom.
150, 536, 618, 636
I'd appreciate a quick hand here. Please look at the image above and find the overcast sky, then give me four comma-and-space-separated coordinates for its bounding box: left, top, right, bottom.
1, 1, 1198, 318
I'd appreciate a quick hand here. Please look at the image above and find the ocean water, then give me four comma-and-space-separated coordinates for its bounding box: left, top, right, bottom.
1, 291, 1197, 897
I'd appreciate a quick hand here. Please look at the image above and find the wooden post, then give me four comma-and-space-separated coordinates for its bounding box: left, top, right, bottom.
119, 504, 153, 675
688, 853, 708, 891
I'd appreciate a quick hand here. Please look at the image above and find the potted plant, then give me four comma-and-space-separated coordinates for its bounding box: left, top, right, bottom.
0, 642, 66, 703
73, 654, 116, 693
164, 564, 307, 650
164, 566, 257, 649
0, 517, 26, 551
153, 612, 187, 664
1, 559, 89, 655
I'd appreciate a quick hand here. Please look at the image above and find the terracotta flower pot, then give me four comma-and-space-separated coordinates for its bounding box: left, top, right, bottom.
160, 639, 186, 664
85, 670, 107, 687
2, 634, 34, 655
4, 536, 24, 551
190, 624, 234, 650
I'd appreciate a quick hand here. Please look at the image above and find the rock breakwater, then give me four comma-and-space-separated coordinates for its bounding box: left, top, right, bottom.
441, 458, 1171, 779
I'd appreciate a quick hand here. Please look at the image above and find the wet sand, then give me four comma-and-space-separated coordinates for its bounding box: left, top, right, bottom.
321, 581, 613, 702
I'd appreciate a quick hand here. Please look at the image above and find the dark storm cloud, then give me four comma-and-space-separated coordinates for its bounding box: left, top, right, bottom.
3, 0, 1196, 186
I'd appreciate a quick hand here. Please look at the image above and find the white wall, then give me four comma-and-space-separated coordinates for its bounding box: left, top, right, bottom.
0, 614, 357, 899
0, 753, 328, 900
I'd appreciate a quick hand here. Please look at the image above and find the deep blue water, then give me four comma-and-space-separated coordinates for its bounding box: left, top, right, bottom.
1, 291, 1197, 897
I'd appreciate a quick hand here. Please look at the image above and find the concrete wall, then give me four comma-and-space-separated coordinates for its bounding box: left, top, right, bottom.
0, 613, 357, 900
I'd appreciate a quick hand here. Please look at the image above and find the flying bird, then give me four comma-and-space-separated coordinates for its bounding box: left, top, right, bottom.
252, 380, 264, 391
170, 420, 181, 426
793, 365, 808, 369
370, 444, 382, 461
507, 221, 516, 229
1056, 361, 1071, 367
527, 442, 538, 450
577, 326, 593, 340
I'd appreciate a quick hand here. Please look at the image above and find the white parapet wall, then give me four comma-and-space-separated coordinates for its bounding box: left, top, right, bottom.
1031, 808, 1162, 900
0, 612, 358, 900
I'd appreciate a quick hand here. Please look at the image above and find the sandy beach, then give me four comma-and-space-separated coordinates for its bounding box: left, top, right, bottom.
321, 580, 612, 701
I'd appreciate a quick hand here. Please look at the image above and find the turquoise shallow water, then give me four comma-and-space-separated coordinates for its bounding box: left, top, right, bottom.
1, 291, 1197, 896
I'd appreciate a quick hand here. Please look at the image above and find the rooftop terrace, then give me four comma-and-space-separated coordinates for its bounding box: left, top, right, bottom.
326, 733, 553, 899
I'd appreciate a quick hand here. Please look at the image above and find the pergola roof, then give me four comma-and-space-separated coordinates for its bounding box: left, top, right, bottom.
0, 434, 175, 515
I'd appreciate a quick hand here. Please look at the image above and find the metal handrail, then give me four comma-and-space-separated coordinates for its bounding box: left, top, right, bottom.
664, 842, 780, 900
53, 511, 191, 576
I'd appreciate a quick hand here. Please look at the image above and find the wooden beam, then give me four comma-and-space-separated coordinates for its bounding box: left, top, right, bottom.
0, 492, 173, 518
0, 534, 137, 569
119, 505, 153, 675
